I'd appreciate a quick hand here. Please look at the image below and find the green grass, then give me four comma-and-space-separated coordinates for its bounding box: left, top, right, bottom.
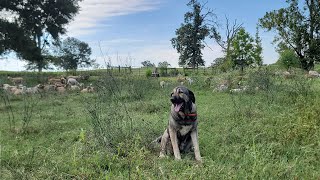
0, 69, 319, 179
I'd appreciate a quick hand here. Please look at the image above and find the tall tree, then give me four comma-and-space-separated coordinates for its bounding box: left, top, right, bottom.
141, 60, 155, 67
0, 0, 81, 72
253, 26, 263, 67
259, 0, 320, 70
230, 28, 255, 71
171, 0, 217, 69
212, 16, 243, 70
56, 37, 94, 71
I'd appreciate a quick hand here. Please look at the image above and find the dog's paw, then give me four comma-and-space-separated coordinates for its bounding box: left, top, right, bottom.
195, 157, 203, 164
159, 153, 166, 158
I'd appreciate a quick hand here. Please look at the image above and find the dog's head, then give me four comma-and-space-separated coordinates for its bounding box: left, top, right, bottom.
170, 86, 195, 113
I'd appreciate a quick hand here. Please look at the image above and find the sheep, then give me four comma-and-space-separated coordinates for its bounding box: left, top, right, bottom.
69, 85, 80, 91
55, 86, 66, 93
67, 78, 80, 86
67, 75, 82, 81
54, 82, 65, 88
48, 77, 66, 85
160, 81, 166, 88
308, 70, 320, 78
44, 85, 56, 92
186, 77, 193, 85
25, 84, 44, 94
2, 84, 18, 94
13, 86, 27, 95
2, 84, 13, 92
7, 76, 24, 85
81, 84, 94, 93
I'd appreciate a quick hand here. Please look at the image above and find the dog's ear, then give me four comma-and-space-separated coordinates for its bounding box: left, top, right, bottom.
188, 90, 195, 103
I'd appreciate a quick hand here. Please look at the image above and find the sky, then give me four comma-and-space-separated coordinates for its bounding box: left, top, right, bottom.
0, 0, 289, 71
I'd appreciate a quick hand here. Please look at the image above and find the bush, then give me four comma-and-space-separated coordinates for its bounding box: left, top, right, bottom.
277, 49, 300, 70
145, 69, 152, 77
169, 69, 179, 76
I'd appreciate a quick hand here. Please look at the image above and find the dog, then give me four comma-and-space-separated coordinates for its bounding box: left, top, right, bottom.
158, 86, 202, 162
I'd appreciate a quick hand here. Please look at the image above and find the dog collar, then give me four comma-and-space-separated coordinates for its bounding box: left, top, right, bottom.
185, 113, 197, 117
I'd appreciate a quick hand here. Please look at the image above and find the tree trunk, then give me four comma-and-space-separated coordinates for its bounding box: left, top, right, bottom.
37, 35, 43, 72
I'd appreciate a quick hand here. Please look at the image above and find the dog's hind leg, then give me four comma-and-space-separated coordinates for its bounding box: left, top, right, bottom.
159, 130, 169, 158
191, 130, 202, 162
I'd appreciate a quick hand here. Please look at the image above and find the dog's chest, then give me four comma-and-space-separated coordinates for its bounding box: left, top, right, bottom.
179, 125, 193, 136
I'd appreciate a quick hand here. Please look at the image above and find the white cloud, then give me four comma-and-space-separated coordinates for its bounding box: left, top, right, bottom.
67, 0, 162, 36
92, 40, 224, 68
0, 58, 27, 71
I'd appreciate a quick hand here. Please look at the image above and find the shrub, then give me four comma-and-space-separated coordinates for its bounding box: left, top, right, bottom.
169, 69, 179, 76
145, 69, 152, 77
277, 49, 300, 70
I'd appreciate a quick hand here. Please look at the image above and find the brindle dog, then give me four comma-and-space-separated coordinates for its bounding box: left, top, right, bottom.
158, 86, 202, 162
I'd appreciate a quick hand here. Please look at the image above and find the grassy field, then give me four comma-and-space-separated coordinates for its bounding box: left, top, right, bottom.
0, 68, 319, 179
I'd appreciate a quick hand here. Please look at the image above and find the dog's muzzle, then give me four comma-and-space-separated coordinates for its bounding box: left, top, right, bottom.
171, 96, 185, 112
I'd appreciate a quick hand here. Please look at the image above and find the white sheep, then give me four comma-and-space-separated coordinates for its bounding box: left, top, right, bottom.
67, 78, 80, 86
186, 77, 193, 85
56, 86, 66, 93
70, 85, 80, 91
308, 70, 320, 78
44, 85, 56, 92
160, 81, 166, 88
7, 76, 24, 85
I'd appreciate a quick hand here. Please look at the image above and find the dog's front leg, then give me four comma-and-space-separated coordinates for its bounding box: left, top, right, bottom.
190, 130, 202, 162
168, 127, 181, 160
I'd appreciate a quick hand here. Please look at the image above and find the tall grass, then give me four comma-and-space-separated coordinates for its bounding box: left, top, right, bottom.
0, 68, 319, 179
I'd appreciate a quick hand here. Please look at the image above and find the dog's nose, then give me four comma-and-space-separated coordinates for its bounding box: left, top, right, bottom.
170, 96, 177, 103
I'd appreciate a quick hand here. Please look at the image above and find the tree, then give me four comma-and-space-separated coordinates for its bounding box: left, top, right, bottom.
141, 60, 155, 67
259, 0, 320, 70
253, 26, 263, 67
0, 19, 41, 62
277, 49, 300, 70
212, 16, 243, 70
158, 61, 171, 77
171, 0, 217, 69
230, 28, 255, 71
158, 61, 171, 68
56, 37, 94, 71
0, 0, 81, 72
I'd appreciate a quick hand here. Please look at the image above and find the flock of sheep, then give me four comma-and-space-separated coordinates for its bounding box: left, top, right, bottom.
2, 75, 95, 95
159, 77, 194, 88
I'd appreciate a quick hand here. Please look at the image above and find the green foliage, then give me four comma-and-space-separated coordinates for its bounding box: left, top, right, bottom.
141, 60, 155, 67
1, 70, 320, 179
230, 28, 256, 70
145, 69, 152, 77
171, 0, 217, 68
253, 26, 263, 66
158, 61, 170, 77
277, 49, 300, 70
259, 0, 320, 70
0, 0, 81, 71
169, 68, 179, 76
55, 37, 95, 71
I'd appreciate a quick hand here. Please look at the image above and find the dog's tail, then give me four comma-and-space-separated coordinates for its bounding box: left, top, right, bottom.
152, 135, 162, 144
147, 135, 162, 150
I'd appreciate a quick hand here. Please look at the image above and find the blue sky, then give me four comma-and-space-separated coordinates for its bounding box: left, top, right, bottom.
0, 0, 289, 71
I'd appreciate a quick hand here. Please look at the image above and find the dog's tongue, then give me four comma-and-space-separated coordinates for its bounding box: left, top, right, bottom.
174, 103, 183, 112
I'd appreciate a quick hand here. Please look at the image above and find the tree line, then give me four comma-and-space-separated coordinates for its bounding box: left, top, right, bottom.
1, 0, 320, 72
0, 0, 94, 72
171, 0, 320, 71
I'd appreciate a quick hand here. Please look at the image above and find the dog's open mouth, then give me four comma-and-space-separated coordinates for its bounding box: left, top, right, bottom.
174, 103, 184, 112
